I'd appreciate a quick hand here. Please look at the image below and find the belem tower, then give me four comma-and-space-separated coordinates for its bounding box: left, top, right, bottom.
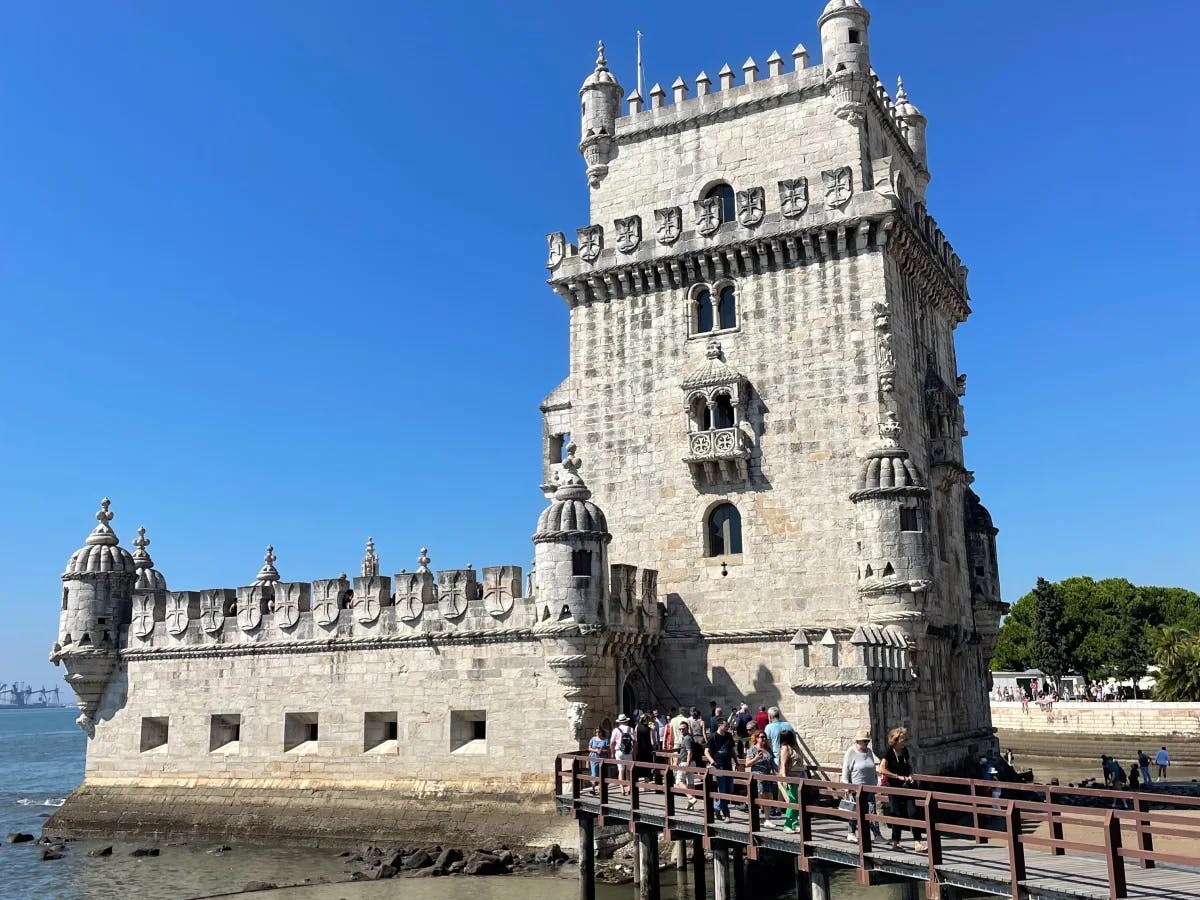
48, 0, 1005, 846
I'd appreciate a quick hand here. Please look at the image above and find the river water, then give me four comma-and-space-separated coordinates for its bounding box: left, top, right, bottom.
2, 708, 1194, 899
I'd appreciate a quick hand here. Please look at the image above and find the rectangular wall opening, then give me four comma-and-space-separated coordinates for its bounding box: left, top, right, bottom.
284, 712, 319, 753
209, 714, 242, 752
450, 709, 487, 754
364, 711, 399, 753
140, 716, 169, 753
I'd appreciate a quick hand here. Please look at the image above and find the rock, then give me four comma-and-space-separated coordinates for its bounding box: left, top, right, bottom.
434, 847, 463, 869
129, 848, 160, 857
382, 850, 405, 869
39, 848, 64, 861
496, 849, 514, 865
402, 850, 433, 869
546, 843, 568, 862
86, 846, 113, 858
447, 860, 466, 874
4, 833, 35, 844
463, 850, 508, 876
337, 850, 354, 858
350, 871, 369, 881
242, 883, 278, 893
373, 864, 398, 880
208, 845, 232, 854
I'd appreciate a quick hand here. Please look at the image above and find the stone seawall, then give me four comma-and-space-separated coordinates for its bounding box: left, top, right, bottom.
45, 777, 573, 849
991, 701, 1200, 764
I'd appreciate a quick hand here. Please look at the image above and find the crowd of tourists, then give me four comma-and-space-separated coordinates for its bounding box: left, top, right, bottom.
586, 703, 928, 852
1101, 747, 1172, 789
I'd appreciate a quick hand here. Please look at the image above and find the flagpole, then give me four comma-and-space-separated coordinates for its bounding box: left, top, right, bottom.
636, 30, 644, 98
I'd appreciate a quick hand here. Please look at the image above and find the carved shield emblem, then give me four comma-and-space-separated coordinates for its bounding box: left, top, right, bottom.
312, 581, 341, 627
641, 569, 659, 615
823, 167, 853, 207
440, 572, 469, 620
577, 225, 603, 263
132, 596, 155, 639
694, 197, 722, 236
546, 231, 565, 269
199, 591, 225, 634
654, 207, 682, 245
275, 582, 302, 629
394, 573, 425, 623
735, 187, 765, 227
482, 566, 519, 617
165, 594, 189, 636
779, 178, 809, 218
614, 216, 641, 254
238, 587, 263, 631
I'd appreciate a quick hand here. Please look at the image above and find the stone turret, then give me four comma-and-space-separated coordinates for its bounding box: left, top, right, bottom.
131, 526, 167, 591
850, 414, 933, 617
533, 442, 611, 625
51, 499, 136, 736
895, 76, 928, 172
818, 0, 871, 74
579, 41, 623, 189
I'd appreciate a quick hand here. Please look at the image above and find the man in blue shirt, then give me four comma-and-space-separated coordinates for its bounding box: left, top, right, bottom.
764, 706, 795, 765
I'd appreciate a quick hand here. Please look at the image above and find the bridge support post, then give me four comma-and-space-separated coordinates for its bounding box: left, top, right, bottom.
637, 828, 661, 900
731, 844, 745, 898
713, 844, 732, 900
808, 864, 831, 900
691, 837, 707, 900
673, 837, 687, 869
578, 814, 596, 900
897, 881, 920, 900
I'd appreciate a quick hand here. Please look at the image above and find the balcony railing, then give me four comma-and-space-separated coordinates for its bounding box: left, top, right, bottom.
684, 427, 750, 482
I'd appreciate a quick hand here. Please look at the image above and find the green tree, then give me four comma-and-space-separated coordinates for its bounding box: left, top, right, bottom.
1031, 577, 1070, 685
992, 592, 1035, 670
1153, 632, 1200, 702
1150, 625, 1193, 668
1112, 611, 1151, 698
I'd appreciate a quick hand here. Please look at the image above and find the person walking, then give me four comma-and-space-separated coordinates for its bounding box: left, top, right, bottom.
878, 727, 925, 852
1137, 750, 1151, 786
744, 731, 778, 828
730, 703, 754, 757
1156, 746, 1171, 782
610, 714, 635, 795
635, 714, 655, 783
677, 721, 705, 810
841, 727, 883, 843
587, 727, 609, 793
778, 728, 803, 834
704, 719, 737, 821
764, 706, 796, 771
709, 705, 724, 738
754, 705, 770, 733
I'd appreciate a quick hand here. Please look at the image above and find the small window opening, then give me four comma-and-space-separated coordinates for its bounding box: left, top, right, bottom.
694, 289, 713, 334
704, 183, 736, 224
209, 714, 242, 752
706, 502, 743, 557
451, 710, 488, 754
899, 507, 919, 532
864, 565, 873, 578
848, 29, 861, 44
717, 286, 737, 330
284, 712, 320, 752
62, 589, 69, 611
713, 394, 736, 429
140, 716, 169, 753
559, 603, 573, 620
364, 711, 399, 752
572, 549, 592, 576
97, 618, 107, 625
882, 562, 895, 577
975, 566, 985, 577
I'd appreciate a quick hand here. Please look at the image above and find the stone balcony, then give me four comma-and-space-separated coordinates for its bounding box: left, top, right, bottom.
684, 427, 750, 483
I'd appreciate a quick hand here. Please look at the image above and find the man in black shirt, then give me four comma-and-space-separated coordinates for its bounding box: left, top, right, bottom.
730, 702, 753, 757
704, 719, 737, 820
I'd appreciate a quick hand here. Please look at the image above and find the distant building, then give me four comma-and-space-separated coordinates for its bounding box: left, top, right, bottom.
50, 0, 1005, 843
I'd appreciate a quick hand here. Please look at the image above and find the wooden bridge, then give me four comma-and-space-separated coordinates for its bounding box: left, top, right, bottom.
554, 753, 1200, 900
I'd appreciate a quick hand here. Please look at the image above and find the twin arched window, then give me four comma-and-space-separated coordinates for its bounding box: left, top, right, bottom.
689, 393, 736, 432
692, 284, 738, 335
704, 183, 736, 225
706, 503, 743, 557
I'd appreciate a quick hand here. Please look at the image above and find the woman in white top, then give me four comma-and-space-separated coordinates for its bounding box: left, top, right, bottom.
841, 727, 883, 842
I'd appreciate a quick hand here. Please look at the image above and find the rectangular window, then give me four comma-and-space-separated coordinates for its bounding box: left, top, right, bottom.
284, 712, 320, 753
364, 711, 399, 752
848, 29, 861, 44
572, 549, 592, 577
450, 710, 487, 754
209, 714, 241, 752
899, 507, 919, 532
140, 716, 169, 753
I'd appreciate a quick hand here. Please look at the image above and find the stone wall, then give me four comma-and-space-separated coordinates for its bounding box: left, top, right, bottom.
991, 701, 1200, 739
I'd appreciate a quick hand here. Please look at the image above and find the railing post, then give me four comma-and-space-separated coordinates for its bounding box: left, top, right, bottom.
1004, 801, 1026, 899
798, 780, 814, 870
599, 758, 610, 809
1045, 786, 1063, 856
629, 769, 641, 833
747, 774, 761, 854
1134, 795, 1154, 869
971, 781, 984, 844
855, 785, 872, 869
703, 769, 715, 847
924, 793, 942, 893
1104, 810, 1128, 899
571, 755, 582, 806
663, 765, 676, 841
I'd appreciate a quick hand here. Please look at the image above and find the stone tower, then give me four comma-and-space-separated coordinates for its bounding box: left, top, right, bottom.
543, 0, 1004, 770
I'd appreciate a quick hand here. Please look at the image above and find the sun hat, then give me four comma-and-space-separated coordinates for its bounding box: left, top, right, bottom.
854, 728, 871, 742
616, 713, 630, 723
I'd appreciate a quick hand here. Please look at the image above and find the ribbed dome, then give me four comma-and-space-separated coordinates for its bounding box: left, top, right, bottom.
63, 499, 136, 576
533, 443, 612, 542
131, 526, 168, 590
895, 77, 923, 120
821, 0, 868, 18
860, 453, 924, 490
964, 489, 996, 535
581, 41, 620, 90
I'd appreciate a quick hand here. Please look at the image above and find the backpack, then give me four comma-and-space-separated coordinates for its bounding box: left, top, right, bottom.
618, 728, 634, 755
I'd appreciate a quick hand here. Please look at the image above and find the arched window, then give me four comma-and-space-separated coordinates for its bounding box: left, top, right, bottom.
689, 395, 712, 432
706, 503, 743, 557
713, 393, 735, 429
704, 183, 735, 224
693, 288, 713, 334
717, 285, 737, 330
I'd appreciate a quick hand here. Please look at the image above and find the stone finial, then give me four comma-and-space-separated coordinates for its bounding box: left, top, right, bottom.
767, 50, 784, 77
792, 43, 809, 70
718, 64, 735, 91
553, 441, 594, 502
362, 537, 379, 578
417, 547, 431, 574
742, 57, 759, 84
896, 75, 909, 104
705, 338, 723, 361
671, 76, 687, 104
879, 411, 902, 448
627, 90, 643, 114
594, 40, 609, 73
255, 544, 279, 585
649, 82, 665, 109
86, 498, 119, 547
132, 526, 154, 567
695, 71, 711, 97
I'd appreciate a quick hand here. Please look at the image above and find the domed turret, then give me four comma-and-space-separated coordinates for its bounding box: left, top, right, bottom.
818, 0, 871, 75
533, 443, 611, 625
579, 41, 623, 189
895, 77, 928, 170
132, 526, 168, 591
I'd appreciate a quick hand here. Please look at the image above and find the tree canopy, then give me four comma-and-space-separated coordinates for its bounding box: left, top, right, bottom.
992, 577, 1200, 683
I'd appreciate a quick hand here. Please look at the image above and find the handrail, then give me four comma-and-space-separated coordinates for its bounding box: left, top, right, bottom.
555, 752, 1200, 900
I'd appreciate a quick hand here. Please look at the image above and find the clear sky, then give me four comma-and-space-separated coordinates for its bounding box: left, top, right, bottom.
2, 1, 1198, 689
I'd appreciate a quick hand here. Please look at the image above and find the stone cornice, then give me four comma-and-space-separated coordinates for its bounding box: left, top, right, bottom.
848, 485, 930, 503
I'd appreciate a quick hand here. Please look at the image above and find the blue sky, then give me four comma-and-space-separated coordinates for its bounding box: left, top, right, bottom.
2, 1, 1197, 688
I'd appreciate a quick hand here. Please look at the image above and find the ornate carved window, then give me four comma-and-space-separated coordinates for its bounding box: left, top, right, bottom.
706, 503, 743, 557
689, 281, 737, 337
682, 340, 752, 483
713, 392, 735, 429
704, 183, 736, 224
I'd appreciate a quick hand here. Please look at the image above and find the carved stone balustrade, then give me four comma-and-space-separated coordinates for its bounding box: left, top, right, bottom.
684, 427, 750, 483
